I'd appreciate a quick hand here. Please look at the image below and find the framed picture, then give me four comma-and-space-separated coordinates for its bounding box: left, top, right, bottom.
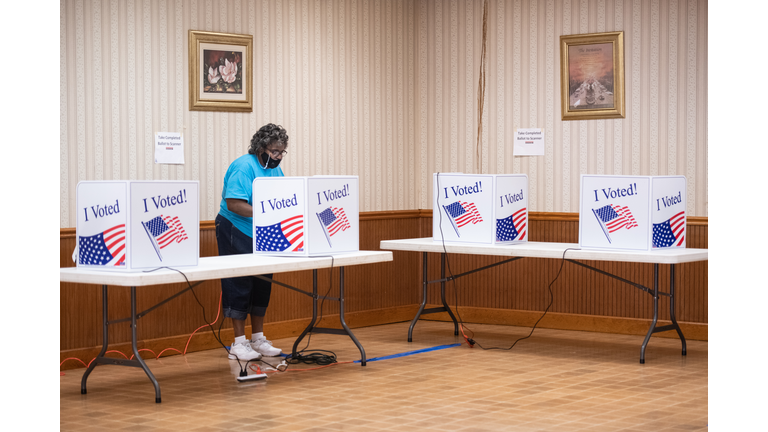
189, 30, 253, 112
560, 31, 625, 121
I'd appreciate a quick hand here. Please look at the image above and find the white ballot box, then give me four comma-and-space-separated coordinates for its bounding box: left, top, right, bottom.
433, 173, 529, 244
252, 176, 359, 256
579, 175, 686, 251
76, 181, 200, 270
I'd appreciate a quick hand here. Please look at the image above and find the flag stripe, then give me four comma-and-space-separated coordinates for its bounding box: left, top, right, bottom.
284, 225, 303, 239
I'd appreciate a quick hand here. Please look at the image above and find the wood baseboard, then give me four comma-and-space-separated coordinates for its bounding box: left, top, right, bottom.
60, 305, 420, 370
61, 303, 706, 370
418, 305, 708, 341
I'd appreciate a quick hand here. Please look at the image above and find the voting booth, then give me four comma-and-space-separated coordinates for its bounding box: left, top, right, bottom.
579, 175, 686, 251
252, 176, 359, 256
76, 181, 200, 270
433, 173, 528, 244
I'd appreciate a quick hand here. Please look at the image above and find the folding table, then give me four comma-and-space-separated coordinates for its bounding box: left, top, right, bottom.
60, 250, 393, 403
380, 238, 707, 364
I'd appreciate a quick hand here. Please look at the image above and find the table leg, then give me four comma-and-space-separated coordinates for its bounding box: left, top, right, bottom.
440, 253, 460, 336
669, 264, 687, 356
640, 264, 660, 364
81, 284, 109, 395
292, 270, 319, 357
640, 264, 688, 364
337, 267, 366, 365
130, 287, 162, 403
408, 252, 429, 342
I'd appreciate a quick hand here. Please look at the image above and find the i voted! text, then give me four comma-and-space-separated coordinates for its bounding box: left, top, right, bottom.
142, 189, 188, 212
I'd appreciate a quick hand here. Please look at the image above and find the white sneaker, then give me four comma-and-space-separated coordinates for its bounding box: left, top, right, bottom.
250, 336, 283, 357
228, 340, 262, 361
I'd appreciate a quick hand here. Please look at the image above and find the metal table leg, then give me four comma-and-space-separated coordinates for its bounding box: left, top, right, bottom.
640, 263, 687, 364
408, 252, 519, 342
291, 270, 319, 357
337, 267, 366, 365
290, 267, 367, 366
408, 252, 429, 342
669, 265, 687, 356
640, 265, 660, 364
440, 253, 460, 336
80, 285, 162, 403
81, 285, 109, 395
130, 286, 161, 403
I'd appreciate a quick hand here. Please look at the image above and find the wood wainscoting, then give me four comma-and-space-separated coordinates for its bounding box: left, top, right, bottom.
60, 211, 707, 369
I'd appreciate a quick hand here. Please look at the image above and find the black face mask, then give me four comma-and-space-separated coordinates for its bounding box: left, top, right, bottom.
260, 152, 281, 169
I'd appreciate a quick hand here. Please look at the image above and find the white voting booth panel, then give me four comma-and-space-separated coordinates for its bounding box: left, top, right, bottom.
76, 181, 200, 271
433, 173, 528, 244
252, 176, 359, 256
579, 175, 686, 251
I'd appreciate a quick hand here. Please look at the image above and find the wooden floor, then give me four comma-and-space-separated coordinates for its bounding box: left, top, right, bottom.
59, 321, 708, 431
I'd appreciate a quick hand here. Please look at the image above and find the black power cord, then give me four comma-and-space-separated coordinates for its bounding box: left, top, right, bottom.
142, 266, 262, 376
469, 247, 579, 351
435, 172, 578, 351
285, 256, 339, 366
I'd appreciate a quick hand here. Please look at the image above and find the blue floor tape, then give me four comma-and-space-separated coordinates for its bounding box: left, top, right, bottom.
353, 343, 462, 363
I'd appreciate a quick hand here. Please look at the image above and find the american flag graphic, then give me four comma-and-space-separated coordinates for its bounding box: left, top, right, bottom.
255, 215, 304, 252
317, 207, 351, 247
496, 208, 527, 242
594, 204, 638, 232
318, 207, 351, 236
444, 202, 483, 227
592, 204, 638, 243
652, 211, 685, 248
78, 224, 126, 266
143, 215, 188, 249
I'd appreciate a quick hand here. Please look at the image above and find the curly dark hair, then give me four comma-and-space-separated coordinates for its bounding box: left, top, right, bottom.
248, 123, 289, 155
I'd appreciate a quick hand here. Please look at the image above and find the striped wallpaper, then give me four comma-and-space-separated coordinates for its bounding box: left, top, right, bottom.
60, 0, 708, 227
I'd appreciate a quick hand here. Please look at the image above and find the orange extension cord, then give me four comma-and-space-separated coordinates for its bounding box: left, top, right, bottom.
61, 292, 223, 376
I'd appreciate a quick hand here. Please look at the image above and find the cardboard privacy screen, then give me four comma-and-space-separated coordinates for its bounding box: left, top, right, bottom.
76, 181, 200, 270
433, 173, 528, 244
579, 175, 686, 251
252, 176, 359, 256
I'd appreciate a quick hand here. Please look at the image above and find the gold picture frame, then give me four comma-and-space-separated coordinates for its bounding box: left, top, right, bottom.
560, 31, 625, 121
189, 30, 253, 112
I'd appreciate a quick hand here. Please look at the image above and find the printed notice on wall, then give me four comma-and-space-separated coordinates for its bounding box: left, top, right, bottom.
155, 132, 185, 164
514, 128, 545, 156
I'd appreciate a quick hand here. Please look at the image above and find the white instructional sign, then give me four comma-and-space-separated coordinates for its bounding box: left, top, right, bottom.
514, 128, 545, 156
155, 132, 185, 164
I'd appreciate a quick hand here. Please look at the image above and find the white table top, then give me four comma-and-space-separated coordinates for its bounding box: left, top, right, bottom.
60, 251, 393, 287
380, 238, 707, 264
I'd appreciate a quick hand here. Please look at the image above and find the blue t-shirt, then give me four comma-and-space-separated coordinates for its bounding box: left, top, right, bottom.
219, 153, 284, 237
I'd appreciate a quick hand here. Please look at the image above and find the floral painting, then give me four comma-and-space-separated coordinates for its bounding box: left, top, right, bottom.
189, 30, 252, 112
203, 50, 243, 94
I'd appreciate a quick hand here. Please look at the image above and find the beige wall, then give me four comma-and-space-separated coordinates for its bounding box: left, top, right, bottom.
59, 0, 707, 227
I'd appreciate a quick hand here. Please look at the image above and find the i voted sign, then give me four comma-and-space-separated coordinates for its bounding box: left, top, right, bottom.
307, 177, 359, 255
76, 181, 200, 270
252, 177, 307, 255
579, 175, 686, 251
651, 176, 686, 249
433, 173, 528, 244
252, 176, 359, 256
76, 182, 129, 268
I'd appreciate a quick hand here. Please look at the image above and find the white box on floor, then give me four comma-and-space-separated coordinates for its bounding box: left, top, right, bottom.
432, 173, 529, 244
252, 176, 359, 256
76, 181, 200, 270
579, 175, 686, 251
